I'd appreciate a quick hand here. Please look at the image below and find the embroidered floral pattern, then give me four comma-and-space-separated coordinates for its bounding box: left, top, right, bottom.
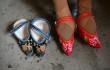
33, 40, 47, 56
89, 37, 98, 46
21, 39, 33, 52
20, 37, 47, 56
36, 44, 46, 53
22, 43, 32, 51
83, 34, 99, 47
62, 43, 72, 52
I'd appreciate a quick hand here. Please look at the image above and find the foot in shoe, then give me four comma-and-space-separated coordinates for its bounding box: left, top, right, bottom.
56, 17, 75, 56
53, 0, 75, 55
77, 0, 101, 48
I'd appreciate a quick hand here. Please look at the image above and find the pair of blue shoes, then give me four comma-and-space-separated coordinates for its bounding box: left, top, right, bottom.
9, 18, 51, 57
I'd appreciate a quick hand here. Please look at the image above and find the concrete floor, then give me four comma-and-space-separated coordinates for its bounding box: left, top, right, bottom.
0, 0, 110, 70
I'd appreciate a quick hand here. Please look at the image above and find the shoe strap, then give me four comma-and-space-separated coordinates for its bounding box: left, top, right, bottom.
55, 16, 75, 27
55, 16, 75, 44
76, 13, 94, 23
9, 21, 30, 35
30, 24, 50, 40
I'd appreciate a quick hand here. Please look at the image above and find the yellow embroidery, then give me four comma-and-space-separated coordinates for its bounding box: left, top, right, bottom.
34, 42, 36, 46
84, 34, 88, 42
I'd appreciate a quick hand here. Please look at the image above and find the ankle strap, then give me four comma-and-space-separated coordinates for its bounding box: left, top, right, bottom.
30, 24, 50, 40
55, 16, 74, 27
9, 21, 30, 35
76, 13, 94, 23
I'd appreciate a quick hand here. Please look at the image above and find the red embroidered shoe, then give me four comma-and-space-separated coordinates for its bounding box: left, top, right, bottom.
76, 13, 101, 48
55, 16, 75, 56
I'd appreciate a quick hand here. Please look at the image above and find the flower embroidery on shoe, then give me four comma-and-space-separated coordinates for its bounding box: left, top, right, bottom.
36, 46, 41, 53
36, 44, 46, 53
34, 41, 47, 54
83, 34, 99, 47
22, 43, 32, 51
62, 43, 72, 52
89, 37, 98, 46
27, 43, 32, 50
22, 44, 28, 51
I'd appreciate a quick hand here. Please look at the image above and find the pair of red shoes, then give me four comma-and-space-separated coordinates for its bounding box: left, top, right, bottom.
55, 13, 101, 56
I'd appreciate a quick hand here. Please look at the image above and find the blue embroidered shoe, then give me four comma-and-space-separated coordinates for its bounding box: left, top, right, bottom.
9, 19, 34, 56
30, 18, 51, 57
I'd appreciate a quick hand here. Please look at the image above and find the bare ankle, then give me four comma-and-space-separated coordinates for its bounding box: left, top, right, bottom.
77, 0, 92, 14
56, 6, 72, 18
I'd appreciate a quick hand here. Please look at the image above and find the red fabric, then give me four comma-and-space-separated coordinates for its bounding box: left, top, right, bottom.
76, 13, 101, 48
55, 16, 75, 56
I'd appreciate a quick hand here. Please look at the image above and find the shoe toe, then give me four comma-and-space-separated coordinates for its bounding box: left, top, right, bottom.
66, 52, 72, 56
36, 51, 45, 57
91, 41, 102, 48
95, 42, 102, 48
25, 49, 33, 56
62, 43, 73, 56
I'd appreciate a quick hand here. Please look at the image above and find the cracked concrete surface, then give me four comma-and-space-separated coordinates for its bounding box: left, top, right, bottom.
0, 0, 110, 70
